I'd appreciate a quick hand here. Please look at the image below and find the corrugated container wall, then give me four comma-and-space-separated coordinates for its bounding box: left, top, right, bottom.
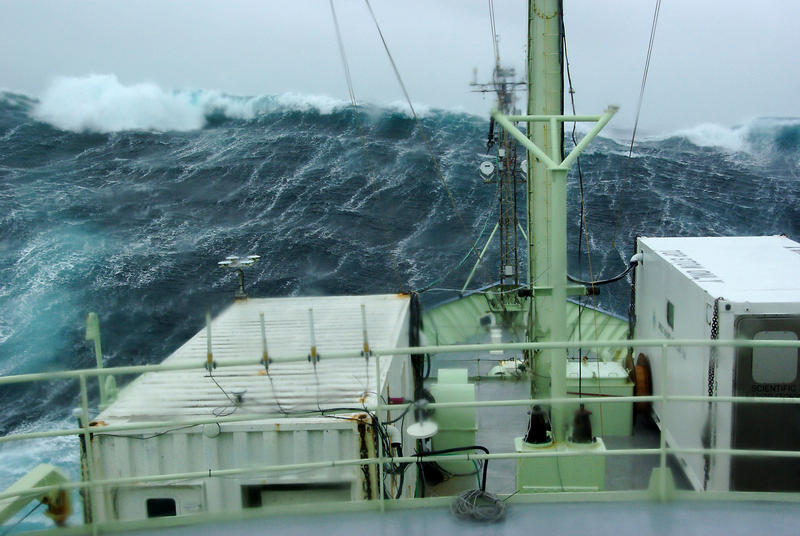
86, 294, 412, 522
634, 236, 800, 492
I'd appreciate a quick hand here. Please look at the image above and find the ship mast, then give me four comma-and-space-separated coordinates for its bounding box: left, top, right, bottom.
490, 0, 617, 441
527, 0, 566, 434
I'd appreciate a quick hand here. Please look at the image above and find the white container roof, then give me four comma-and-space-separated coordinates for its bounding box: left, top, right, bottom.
96, 294, 410, 426
639, 236, 800, 303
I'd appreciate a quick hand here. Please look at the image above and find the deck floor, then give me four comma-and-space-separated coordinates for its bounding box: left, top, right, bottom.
425, 347, 690, 496
86, 344, 800, 534
133, 501, 800, 536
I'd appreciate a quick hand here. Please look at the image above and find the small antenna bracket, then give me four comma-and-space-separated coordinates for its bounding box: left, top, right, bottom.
204, 312, 217, 372
218, 254, 261, 300
259, 312, 271, 373
307, 309, 320, 366
360, 304, 371, 362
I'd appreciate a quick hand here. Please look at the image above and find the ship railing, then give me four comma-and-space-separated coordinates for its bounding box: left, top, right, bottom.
2, 337, 800, 532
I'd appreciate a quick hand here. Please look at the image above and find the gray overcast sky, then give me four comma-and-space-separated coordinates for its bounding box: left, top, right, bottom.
1, 0, 799, 133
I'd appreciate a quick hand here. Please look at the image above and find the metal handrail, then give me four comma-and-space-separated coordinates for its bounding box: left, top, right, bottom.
2, 337, 800, 530
2, 337, 797, 385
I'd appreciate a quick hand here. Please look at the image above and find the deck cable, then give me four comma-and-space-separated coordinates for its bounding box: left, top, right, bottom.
561, 2, 606, 424
364, 0, 488, 270
561, 2, 595, 366
0, 501, 43, 536
611, 0, 663, 252
207, 372, 239, 417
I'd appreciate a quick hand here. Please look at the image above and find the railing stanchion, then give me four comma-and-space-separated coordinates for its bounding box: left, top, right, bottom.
375, 347, 385, 511
659, 344, 668, 502
79, 374, 100, 532
4, 337, 800, 521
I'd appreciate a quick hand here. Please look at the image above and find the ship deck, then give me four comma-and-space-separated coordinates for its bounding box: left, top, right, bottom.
125, 500, 800, 536
7, 297, 800, 534
117, 368, 798, 536
425, 349, 689, 497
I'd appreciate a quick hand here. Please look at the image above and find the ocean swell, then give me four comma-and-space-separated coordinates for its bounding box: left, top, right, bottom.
30, 75, 352, 133
0, 85, 798, 518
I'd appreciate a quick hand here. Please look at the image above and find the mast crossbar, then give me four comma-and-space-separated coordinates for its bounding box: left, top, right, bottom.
490, 107, 618, 171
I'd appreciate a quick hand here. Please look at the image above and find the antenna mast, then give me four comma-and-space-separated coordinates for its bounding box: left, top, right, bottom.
470, 31, 526, 309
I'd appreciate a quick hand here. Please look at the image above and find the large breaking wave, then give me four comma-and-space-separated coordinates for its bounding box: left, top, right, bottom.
28, 75, 436, 133
0, 76, 798, 527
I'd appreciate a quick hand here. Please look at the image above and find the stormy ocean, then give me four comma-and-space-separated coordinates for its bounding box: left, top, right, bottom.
1, 75, 798, 527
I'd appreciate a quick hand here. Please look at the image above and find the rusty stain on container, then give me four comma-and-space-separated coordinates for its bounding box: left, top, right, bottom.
356, 417, 377, 500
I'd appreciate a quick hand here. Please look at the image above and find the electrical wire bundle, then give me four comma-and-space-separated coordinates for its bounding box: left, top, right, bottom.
315, 402, 414, 500
450, 488, 506, 522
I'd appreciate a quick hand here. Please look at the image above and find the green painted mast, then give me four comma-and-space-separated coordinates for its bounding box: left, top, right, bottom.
527, 0, 567, 438
527, 0, 566, 397
490, 1, 616, 441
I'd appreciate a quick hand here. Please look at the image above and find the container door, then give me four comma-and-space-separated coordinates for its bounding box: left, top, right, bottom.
732, 316, 800, 491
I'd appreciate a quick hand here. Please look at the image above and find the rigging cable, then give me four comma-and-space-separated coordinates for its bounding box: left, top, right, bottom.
561, 3, 607, 427
488, 0, 500, 65
207, 371, 240, 417
611, 0, 662, 251
414, 193, 497, 294
561, 1, 590, 357
0, 502, 44, 536
363, 0, 488, 270
562, 2, 603, 370
415, 443, 506, 521
329, 0, 404, 291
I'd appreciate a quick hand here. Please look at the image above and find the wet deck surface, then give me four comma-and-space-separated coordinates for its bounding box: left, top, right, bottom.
136, 500, 800, 536
126, 344, 795, 536
424, 346, 689, 496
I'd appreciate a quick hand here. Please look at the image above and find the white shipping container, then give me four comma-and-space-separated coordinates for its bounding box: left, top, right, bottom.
87, 294, 413, 521
633, 236, 800, 492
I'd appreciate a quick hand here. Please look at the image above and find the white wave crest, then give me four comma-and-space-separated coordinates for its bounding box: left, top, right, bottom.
385, 100, 431, 118
30, 75, 349, 133
273, 93, 347, 115
672, 122, 749, 152
646, 117, 800, 153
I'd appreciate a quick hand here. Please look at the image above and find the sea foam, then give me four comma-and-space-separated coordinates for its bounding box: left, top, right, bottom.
673, 122, 749, 152
652, 117, 800, 153
31, 75, 348, 133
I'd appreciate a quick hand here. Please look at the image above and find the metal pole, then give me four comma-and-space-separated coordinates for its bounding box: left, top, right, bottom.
259, 312, 269, 372
461, 223, 499, 293
491, 111, 556, 168
548, 167, 569, 441
375, 344, 384, 510
561, 106, 619, 169
205, 313, 214, 371
79, 375, 99, 528
517, 221, 528, 243
659, 344, 668, 501
86, 313, 107, 408
506, 114, 604, 122
2, 338, 799, 387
